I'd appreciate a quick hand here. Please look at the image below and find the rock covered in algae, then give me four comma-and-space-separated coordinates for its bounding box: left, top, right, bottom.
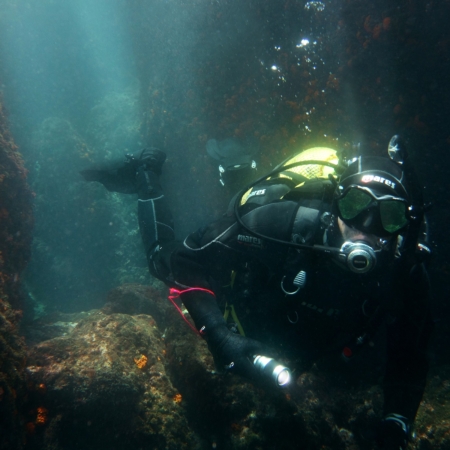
0, 95, 34, 449
102, 282, 171, 322
26, 310, 197, 450
412, 365, 450, 450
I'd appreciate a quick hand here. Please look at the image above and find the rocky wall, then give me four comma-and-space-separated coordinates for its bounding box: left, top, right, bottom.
0, 96, 34, 449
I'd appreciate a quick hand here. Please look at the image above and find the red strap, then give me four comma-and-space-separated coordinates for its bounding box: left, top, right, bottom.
167, 287, 215, 336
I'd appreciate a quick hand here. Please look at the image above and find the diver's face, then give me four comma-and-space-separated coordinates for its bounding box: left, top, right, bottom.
337, 217, 392, 249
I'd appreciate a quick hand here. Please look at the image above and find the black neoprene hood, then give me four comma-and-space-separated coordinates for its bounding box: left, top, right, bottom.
338, 156, 410, 201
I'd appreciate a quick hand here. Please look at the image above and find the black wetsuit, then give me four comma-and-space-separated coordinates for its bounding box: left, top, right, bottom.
140, 177, 432, 423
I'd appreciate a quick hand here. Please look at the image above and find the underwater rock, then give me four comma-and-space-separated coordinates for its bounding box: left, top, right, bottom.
102, 282, 170, 324
25, 311, 197, 450
23, 310, 104, 346
412, 365, 450, 450
0, 300, 28, 450
0, 95, 34, 450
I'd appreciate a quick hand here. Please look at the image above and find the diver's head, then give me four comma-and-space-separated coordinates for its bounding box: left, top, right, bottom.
335, 156, 410, 236
328, 154, 413, 273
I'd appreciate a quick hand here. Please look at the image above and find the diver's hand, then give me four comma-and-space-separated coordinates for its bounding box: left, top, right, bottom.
205, 324, 265, 379
376, 414, 411, 450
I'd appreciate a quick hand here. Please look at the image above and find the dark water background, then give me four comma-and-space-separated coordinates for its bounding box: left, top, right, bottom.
0, 0, 448, 358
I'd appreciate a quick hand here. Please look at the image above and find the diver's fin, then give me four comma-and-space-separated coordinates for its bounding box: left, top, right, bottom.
388, 135, 408, 164
206, 139, 221, 161
80, 160, 137, 194
139, 148, 166, 175
80, 148, 166, 194
207, 138, 244, 161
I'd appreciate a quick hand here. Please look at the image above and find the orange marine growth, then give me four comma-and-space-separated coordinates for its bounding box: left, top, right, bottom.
25, 421, 36, 435
36, 407, 48, 425
173, 393, 182, 403
134, 354, 148, 369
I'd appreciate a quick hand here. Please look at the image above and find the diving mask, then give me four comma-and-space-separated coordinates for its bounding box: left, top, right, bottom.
336, 185, 409, 235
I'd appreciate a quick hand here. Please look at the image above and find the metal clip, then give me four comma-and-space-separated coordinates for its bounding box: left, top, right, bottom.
281, 270, 307, 295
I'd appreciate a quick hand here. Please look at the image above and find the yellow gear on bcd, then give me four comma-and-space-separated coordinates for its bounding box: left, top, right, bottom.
278, 146, 339, 183
223, 270, 246, 336
240, 146, 339, 205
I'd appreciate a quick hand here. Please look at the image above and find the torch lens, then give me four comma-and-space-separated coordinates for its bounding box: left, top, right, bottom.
274, 366, 291, 387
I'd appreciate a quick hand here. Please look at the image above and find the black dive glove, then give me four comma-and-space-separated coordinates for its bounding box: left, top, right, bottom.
180, 289, 265, 380
376, 414, 411, 450
205, 323, 265, 378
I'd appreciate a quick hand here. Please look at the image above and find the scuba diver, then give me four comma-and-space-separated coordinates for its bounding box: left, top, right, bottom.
81, 136, 432, 450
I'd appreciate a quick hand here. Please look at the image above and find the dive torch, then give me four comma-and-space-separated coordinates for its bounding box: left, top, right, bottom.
253, 355, 292, 388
